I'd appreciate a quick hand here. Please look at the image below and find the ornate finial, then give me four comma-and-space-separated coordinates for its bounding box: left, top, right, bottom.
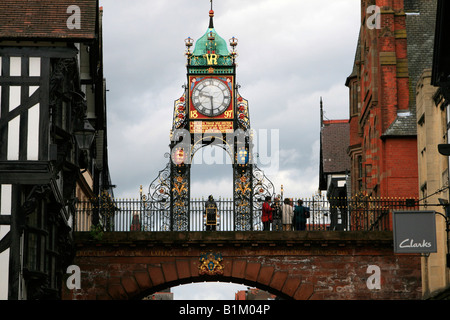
209, 0, 214, 28
184, 37, 194, 58
229, 36, 238, 62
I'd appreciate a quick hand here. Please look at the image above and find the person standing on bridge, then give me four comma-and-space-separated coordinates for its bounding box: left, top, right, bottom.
262, 196, 273, 231
293, 199, 310, 231
271, 195, 282, 231
205, 195, 218, 231
282, 198, 293, 231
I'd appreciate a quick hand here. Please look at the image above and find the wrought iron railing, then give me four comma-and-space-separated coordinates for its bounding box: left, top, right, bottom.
74, 195, 419, 232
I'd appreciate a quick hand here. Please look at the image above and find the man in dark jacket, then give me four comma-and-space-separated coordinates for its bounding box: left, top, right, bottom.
271, 195, 282, 231
293, 199, 310, 231
205, 195, 218, 231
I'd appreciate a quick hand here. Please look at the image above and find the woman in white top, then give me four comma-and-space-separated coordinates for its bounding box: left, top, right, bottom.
281, 198, 294, 231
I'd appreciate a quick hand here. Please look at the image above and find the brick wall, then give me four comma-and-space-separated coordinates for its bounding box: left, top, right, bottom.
382, 137, 419, 197
63, 232, 422, 300
347, 0, 436, 198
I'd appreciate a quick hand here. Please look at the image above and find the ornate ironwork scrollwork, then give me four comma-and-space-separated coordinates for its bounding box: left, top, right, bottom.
252, 160, 275, 230
143, 154, 172, 231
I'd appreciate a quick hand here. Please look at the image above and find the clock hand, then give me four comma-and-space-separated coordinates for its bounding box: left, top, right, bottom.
199, 92, 212, 106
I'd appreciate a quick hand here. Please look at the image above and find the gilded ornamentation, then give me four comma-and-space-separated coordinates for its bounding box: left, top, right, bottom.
173, 92, 187, 129
171, 168, 189, 231
172, 181, 187, 196
199, 252, 224, 276
236, 93, 250, 130
234, 166, 252, 231
235, 180, 250, 195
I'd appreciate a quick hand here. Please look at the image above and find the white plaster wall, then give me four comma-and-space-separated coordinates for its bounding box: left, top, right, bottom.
0, 185, 12, 300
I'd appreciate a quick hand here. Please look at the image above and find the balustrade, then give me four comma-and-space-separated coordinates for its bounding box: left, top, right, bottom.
74, 196, 418, 232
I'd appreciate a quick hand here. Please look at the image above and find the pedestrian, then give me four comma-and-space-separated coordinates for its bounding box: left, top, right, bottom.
204, 195, 218, 231
271, 195, 282, 231
282, 198, 293, 231
293, 199, 310, 231
130, 213, 141, 231
262, 196, 273, 231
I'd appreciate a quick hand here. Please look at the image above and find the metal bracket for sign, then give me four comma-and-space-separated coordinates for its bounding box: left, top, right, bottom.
424, 200, 450, 267
435, 200, 450, 268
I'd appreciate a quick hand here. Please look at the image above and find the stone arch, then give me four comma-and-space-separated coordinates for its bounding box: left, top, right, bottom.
89, 258, 313, 300
133, 276, 291, 300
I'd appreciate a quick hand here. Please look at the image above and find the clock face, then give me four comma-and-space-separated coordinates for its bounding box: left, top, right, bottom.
191, 78, 231, 117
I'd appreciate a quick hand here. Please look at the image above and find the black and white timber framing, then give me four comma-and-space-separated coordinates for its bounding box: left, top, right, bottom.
0, 42, 112, 299
0, 0, 112, 301
0, 46, 79, 300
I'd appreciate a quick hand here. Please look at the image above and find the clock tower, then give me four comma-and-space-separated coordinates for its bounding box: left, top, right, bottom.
148, 4, 273, 231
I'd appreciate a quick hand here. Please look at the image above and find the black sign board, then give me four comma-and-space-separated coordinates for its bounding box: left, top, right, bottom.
393, 211, 437, 254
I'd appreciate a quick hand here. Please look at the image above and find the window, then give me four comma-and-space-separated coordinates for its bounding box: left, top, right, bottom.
420, 183, 427, 207
350, 81, 360, 116
24, 199, 46, 273
357, 155, 363, 192
23, 191, 61, 296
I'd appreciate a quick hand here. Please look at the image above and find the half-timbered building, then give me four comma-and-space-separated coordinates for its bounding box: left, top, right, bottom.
0, 0, 112, 299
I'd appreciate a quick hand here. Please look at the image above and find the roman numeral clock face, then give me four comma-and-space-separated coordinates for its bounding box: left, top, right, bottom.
192, 78, 231, 117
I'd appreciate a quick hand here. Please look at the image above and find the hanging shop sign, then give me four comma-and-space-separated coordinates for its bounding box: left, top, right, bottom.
393, 211, 437, 254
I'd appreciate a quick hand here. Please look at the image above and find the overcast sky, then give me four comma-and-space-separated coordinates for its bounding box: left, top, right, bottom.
98, 0, 360, 299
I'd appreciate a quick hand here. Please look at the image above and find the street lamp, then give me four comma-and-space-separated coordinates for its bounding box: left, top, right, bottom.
74, 119, 96, 151
184, 37, 194, 58
438, 144, 450, 156
229, 37, 238, 63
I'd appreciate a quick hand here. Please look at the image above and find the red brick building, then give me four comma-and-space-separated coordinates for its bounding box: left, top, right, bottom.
346, 0, 436, 199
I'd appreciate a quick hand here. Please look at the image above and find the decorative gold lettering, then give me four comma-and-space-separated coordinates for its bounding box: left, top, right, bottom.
204, 54, 218, 65
224, 110, 233, 119
190, 110, 199, 119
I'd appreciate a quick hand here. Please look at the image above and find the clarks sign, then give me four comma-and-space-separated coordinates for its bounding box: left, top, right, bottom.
393, 211, 437, 254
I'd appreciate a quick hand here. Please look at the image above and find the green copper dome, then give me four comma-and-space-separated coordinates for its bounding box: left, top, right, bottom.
187, 9, 234, 68
192, 27, 230, 56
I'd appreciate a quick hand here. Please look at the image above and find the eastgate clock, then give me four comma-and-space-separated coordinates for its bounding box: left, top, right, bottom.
191, 78, 231, 117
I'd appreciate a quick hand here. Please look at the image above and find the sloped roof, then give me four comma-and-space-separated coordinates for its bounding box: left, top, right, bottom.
345, 29, 361, 86
320, 120, 350, 174
0, 0, 98, 40
382, 110, 417, 138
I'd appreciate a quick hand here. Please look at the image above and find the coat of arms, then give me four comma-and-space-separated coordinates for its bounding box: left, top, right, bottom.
199, 252, 224, 276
